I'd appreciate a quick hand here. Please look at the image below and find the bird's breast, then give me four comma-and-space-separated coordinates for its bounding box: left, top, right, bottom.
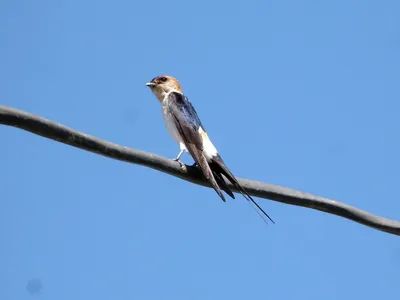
162, 104, 183, 144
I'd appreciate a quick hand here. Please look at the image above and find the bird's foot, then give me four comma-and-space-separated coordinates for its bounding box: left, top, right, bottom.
172, 157, 183, 164
191, 162, 198, 168
172, 157, 186, 170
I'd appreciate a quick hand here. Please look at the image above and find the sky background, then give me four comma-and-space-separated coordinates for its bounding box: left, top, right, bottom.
1, 0, 400, 299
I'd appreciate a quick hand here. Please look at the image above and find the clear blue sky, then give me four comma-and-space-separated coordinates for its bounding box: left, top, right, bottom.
1, 1, 400, 299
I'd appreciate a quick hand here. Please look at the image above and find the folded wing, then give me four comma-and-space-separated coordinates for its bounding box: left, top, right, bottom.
167, 91, 226, 201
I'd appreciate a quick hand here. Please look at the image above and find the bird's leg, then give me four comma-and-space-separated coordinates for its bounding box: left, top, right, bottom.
173, 149, 184, 161
173, 150, 185, 167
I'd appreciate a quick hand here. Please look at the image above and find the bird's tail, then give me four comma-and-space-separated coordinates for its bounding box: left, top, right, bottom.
209, 154, 275, 224
185, 143, 226, 202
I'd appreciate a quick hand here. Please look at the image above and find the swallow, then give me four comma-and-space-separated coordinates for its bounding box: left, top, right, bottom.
146, 75, 274, 223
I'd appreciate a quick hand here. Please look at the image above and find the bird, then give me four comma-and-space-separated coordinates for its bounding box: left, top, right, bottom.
146, 75, 274, 224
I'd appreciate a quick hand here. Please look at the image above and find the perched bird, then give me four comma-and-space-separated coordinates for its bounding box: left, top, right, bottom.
146, 75, 274, 223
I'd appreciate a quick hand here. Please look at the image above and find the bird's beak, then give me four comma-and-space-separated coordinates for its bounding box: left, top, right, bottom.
146, 82, 156, 87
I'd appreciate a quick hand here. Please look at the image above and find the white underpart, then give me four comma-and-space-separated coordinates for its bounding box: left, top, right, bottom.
198, 127, 218, 160
162, 92, 187, 153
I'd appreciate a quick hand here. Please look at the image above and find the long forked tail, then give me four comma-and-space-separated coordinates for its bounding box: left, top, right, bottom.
209, 154, 275, 224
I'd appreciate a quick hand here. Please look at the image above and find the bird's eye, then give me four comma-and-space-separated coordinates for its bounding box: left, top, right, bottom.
159, 76, 168, 82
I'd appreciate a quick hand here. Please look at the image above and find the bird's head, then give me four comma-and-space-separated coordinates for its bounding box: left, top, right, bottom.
146, 75, 182, 102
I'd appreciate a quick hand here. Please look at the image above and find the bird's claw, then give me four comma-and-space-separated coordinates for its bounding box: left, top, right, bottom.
172, 158, 185, 169
172, 157, 182, 163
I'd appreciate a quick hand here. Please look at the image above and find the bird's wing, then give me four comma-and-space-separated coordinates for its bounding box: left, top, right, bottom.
167, 91, 225, 201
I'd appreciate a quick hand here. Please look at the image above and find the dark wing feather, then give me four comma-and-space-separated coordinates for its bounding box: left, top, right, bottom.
167, 92, 225, 201
213, 171, 235, 199
180, 94, 205, 131
210, 154, 275, 224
